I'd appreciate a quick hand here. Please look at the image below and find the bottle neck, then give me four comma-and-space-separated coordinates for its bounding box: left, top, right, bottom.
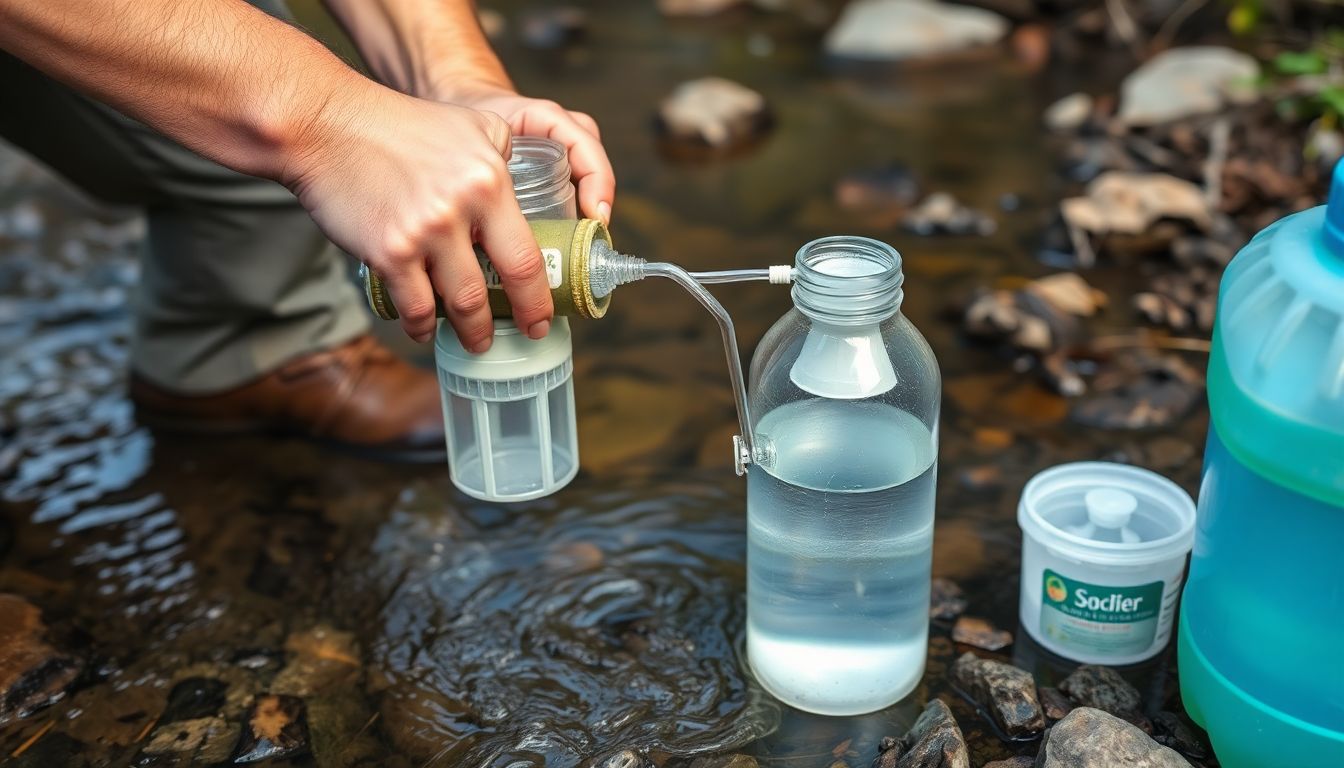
790, 236, 904, 327
509, 137, 573, 215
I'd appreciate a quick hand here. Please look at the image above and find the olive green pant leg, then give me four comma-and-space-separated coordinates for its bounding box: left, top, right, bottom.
0, 6, 369, 393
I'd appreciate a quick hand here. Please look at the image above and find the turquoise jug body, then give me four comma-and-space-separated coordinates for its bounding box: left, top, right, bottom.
1179, 168, 1344, 768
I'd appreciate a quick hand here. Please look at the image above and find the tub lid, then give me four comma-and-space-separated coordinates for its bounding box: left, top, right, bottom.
1018, 462, 1196, 565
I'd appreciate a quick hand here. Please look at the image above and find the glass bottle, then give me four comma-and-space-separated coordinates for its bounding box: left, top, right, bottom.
746, 236, 941, 716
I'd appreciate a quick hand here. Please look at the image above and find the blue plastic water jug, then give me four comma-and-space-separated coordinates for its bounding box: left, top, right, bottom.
1179, 162, 1344, 767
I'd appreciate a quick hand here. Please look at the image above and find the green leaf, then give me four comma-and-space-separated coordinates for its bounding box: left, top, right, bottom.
1274, 51, 1328, 76
1318, 87, 1344, 120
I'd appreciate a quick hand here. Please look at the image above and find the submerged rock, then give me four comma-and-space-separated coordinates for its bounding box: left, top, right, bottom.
949, 652, 1047, 740
824, 0, 1008, 60
951, 616, 1013, 651
0, 594, 82, 726
1035, 708, 1190, 767
272, 624, 361, 698
159, 677, 228, 723
1045, 93, 1094, 132
232, 694, 309, 763
656, 77, 773, 151
1118, 47, 1258, 127
896, 698, 970, 768
140, 716, 238, 763
1071, 353, 1203, 431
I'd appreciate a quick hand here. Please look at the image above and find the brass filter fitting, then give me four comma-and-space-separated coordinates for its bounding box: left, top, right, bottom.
362, 218, 614, 321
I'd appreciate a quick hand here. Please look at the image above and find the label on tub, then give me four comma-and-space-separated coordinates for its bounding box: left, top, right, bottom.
1040, 569, 1164, 656
479, 248, 564, 290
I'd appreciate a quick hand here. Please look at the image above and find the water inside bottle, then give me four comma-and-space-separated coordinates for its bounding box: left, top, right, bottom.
746, 399, 936, 715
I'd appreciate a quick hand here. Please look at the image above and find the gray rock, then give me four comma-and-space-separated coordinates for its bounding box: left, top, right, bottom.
1045, 93, 1093, 132
984, 759, 1035, 768
903, 192, 996, 236
1118, 47, 1259, 127
657, 77, 772, 150
824, 0, 1008, 61
1035, 708, 1191, 767
896, 698, 970, 768
949, 653, 1046, 739
1057, 665, 1141, 717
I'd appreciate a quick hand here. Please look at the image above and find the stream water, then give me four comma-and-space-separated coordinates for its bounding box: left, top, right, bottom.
1, 2, 1212, 766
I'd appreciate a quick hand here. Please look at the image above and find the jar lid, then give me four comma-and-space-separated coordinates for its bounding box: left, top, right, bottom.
1017, 462, 1195, 566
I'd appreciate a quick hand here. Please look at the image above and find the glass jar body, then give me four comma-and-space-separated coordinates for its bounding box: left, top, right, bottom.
746, 265, 941, 716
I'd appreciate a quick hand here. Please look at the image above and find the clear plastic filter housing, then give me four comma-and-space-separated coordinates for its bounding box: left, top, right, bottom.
746, 236, 941, 716
436, 137, 580, 502
1017, 462, 1195, 666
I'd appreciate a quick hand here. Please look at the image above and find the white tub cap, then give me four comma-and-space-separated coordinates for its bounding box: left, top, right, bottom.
1018, 462, 1196, 565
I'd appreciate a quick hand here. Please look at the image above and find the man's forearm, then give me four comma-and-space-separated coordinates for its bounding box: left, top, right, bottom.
0, 0, 374, 183
321, 0, 510, 100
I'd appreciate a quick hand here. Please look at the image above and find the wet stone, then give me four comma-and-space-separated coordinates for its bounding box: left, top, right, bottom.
589, 749, 651, 768
895, 698, 970, 768
656, 77, 772, 152
824, 0, 1008, 61
1036, 708, 1190, 767
983, 758, 1035, 768
903, 192, 996, 236
272, 624, 360, 697
140, 716, 235, 760
1045, 93, 1093, 132
159, 677, 227, 723
1026, 273, 1105, 318
951, 616, 1013, 651
949, 652, 1047, 740
232, 694, 309, 763
0, 593, 83, 726
1071, 353, 1203, 431
1058, 665, 1142, 721
519, 6, 588, 49
1152, 711, 1209, 762
1038, 686, 1074, 722
930, 577, 968, 620
1119, 47, 1258, 127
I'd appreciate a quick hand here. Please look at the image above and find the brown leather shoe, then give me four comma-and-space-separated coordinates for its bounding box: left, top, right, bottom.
129, 335, 445, 462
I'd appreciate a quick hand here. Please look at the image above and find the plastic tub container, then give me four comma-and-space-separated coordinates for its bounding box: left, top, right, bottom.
1018, 462, 1195, 665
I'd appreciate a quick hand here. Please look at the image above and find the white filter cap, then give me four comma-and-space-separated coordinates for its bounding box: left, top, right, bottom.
1017, 462, 1195, 566
789, 322, 897, 399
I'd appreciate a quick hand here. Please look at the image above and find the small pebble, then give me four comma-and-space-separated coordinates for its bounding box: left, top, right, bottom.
951, 616, 1014, 651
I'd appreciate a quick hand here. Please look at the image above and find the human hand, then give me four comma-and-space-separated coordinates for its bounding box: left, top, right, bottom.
438, 82, 615, 226
281, 83, 553, 350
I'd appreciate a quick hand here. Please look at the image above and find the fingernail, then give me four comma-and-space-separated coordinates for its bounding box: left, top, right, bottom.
470, 338, 492, 354
596, 202, 611, 226
414, 331, 433, 344
527, 320, 551, 339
